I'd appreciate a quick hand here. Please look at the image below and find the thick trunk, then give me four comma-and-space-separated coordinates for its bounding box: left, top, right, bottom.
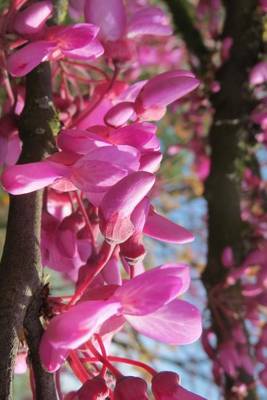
203, 1, 262, 399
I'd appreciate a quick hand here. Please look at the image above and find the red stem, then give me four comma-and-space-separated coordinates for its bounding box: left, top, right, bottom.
55, 371, 63, 400
108, 356, 157, 376
67, 241, 116, 306
69, 351, 89, 383
86, 342, 122, 378
82, 355, 157, 376
63, 60, 109, 80
75, 192, 97, 252
95, 334, 108, 377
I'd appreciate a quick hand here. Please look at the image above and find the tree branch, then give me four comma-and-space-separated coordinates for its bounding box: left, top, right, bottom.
164, 0, 210, 73
0, 62, 59, 400
24, 286, 58, 400
202, 1, 263, 399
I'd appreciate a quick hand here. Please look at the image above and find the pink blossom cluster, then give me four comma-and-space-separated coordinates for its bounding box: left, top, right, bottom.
0, 0, 205, 398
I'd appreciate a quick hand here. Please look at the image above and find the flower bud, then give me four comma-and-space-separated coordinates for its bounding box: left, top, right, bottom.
114, 376, 149, 400
77, 376, 109, 399
152, 371, 206, 400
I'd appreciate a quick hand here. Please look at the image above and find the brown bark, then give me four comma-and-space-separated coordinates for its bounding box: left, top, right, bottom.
0, 63, 59, 399
203, 2, 262, 399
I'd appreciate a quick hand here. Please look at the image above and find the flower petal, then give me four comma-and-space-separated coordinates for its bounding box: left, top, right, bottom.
71, 159, 127, 192
250, 61, 267, 85
110, 122, 160, 152
104, 102, 135, 128
85, 0, 127, 41
57, 128, 110, 154
40, 300, 121, 371
45, 23, 99, 50
13, 1, 53, 35
152, 372, 206, 400
82, 144, 140, 171
40, 341, 69, 373
130, 197, 150, 233
158, 264, 191, 296
99, 171, 155, 243
140, 152, 162, 173
114, 265, 191, 316
1, 161, 69, 194
43, 300, 120, 348
135, 70, 199, 111
144, 209, 194, 244
127, 6, 172, 38
125, 299, 202, 345
102, 256, 122, 285
7, 41, 53, 77
63, 39, 104, 60
100, 171, 155, 220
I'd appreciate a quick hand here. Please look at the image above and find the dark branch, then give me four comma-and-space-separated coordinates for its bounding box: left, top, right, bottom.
24, 287, 58, 400
164, 0, 210, 73
202, 1, 262, 399
0, 62, 59, 400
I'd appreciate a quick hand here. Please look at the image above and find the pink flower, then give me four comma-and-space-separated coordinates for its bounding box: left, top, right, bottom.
97, 169, 193, 250
249, 61, 267, 86
58, 123, 161, 174
7, 23, 104, 77
99, 171, 155, 243
85, 0, 127, 42
0, 115, 21, 167
41, 211, 92, 280
152, 372, 206, 400
118, 200, 194, 263
134, 70, 200, 120
104, 70, 199, 126
84, 0, 172, 63
114, 376, 148, 400
106, 123, 160, 153
12, 1, 53, 36
40, 301, 121, 372
101, 264, 202, 345
119, 197, 150, 263
40, 264, 202, 372
1, 141, 140, 206
85, 0, 172, 60
126, 6, 172, 38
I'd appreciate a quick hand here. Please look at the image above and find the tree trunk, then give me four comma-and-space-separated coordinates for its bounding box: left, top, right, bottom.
0, 63, 59, 399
